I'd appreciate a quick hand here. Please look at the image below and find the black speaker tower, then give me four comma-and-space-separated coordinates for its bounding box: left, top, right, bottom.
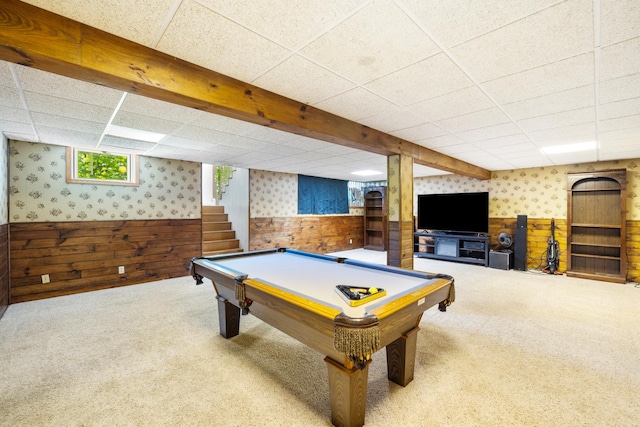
514, 215, 527, 271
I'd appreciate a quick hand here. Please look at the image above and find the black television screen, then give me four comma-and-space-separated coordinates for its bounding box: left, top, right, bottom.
417, 192, 489, 234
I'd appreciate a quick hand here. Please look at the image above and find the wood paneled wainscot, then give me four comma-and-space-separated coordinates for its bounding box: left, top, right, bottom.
10, 219, 202, 303
0, 224, 8, 319
250, 216, 363, 253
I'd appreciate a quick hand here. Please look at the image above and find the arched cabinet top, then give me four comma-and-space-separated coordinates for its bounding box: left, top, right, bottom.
567, 168, 626, 191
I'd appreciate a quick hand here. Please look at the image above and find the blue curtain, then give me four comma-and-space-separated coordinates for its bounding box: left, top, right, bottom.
298, 175, 349, 214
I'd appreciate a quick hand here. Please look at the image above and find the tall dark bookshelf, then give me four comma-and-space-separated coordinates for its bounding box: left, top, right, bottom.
566, 169, 627, 283
363, 186, 386, 251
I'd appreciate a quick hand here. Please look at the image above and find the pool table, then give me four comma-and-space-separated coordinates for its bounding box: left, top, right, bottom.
190, 248, 454, 427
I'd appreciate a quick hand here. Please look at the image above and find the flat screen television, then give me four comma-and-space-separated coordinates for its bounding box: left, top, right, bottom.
417, 192, 489, 234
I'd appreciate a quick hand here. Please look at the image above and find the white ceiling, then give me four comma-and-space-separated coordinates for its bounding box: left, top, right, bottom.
1, 0, 639, 181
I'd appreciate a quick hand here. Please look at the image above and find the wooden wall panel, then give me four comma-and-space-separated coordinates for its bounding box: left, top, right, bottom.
250, 216, 363, 253
489, 217, 567, 272
0, 224, 8, 319
10, 219, 201, 303
626, 220, 640, 283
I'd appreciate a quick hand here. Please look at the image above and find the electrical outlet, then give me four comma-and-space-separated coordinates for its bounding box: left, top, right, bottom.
41, 274, 50, 284
118, 266, 125, 274
349, 239, 353, 244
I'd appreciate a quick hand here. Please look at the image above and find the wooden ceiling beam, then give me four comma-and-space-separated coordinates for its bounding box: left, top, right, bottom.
0, 0, 490, 180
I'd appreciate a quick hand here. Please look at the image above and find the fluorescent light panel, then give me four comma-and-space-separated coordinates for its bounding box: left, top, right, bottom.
106, 124, 166, 143
540, 141, 597, 154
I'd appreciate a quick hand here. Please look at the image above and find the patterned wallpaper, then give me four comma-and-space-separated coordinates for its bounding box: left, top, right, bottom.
9, 141, 201, 222
249, 169, 298, 217
0, 135, 7, 225
250, 159, 640, 221
415, 159, 640, 220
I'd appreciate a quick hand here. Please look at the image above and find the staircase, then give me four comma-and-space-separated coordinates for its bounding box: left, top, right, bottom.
202, 205, 242, 256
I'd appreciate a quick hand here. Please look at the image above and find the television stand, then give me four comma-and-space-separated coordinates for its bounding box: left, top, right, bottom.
414, 231, 489, 266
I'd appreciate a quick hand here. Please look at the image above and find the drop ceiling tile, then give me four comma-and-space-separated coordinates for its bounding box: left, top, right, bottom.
227, 150, 284, 167
16, 66, 123, 108
190, 112, 256, 135
22, 0, 178, 46
518, 107, 595, 133
196, 0, 364, 50
434, 142, 479, 155
314, 144, 359, 156
506, 156, 554, 168
100, 135, 157, 152
112, 111, 184, 135
599, 97, 640, 120
600, 37, 640, 82
473, 135, 536, 153
260, 144, 309, 157
435, 108, 511, 134
598, 126, 640, 143
119, 94, 204, 124
599, 148, 640, 161
598, 113, 640, 132
600, 0, 640, 46
147, 146, 218, 163
415, 134, 467, 149
31, 112, 106, 134
530, 123, 597, 145
278, 136, 338, 151
482, 53, 594, 104
25, 92, 115, 124
158, 136, 218, 151
0, 105, 31, 123
0, 87, 23, 110
221, 136, 272, 151
358, 107, 426, 133
173, 125, 235, 144
242, 126, 305, 145
301, 0, 439, 84
314, 87, 397, 121
548, 151, 599, 165
0, 61, 16, 87
391, 123, 449, 142
253, 55, 355, 105
409, 86, 495, 122
456, 122, 521, 142
364, 53, 473, 106
450, 0, 593, 82
598, 73, 640, 104
402, 0, 559, 47
0, 122, 37, 141
35, 126, 100, 148
157, 0, 290, 83
470, 157, 519, 171
503, 85, 595, 120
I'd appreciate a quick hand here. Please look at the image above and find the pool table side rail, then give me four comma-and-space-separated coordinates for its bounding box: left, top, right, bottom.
368, 278, 454, 320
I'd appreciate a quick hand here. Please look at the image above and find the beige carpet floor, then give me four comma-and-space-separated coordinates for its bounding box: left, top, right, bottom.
1, 250, 639, 426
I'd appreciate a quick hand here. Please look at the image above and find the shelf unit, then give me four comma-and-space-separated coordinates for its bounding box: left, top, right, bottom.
414, 231, 489, 266
566, 169, 626, 283
363, 186, 387, 251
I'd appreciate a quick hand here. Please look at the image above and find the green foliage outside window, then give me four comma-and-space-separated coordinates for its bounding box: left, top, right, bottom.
77, 151, 129, 181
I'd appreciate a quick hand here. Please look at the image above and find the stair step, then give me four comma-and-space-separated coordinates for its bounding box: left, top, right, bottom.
202, 205, 225, 214
203, 248, 244, 257
203, 239, 241, 252
203, 230, 236, 240
203, 222, 232, 232
203, 213, 228, 222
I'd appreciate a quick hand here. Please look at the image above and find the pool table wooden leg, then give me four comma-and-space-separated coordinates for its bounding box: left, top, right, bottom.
216, 295, 241, 338
324, 357, 369, 427
385, 326, 419, 386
